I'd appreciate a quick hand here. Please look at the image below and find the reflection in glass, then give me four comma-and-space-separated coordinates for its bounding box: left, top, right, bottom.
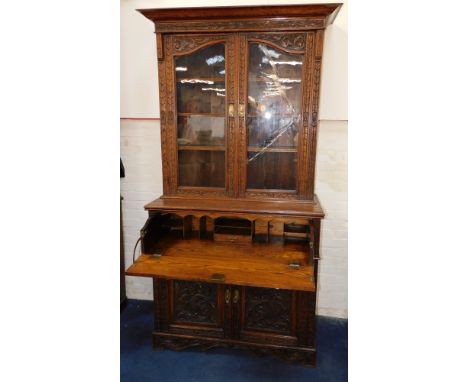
175, 43, 227, 189
177, 116, 225, 146
248, 116, 298, 148
176, 44, 226, 114
246, 42, 303, 190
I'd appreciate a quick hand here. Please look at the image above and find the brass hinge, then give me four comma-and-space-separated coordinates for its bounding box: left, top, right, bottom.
239, 104, 245, 118
228, 104, 235, 117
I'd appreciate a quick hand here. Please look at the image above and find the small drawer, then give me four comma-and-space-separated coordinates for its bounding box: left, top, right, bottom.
213, 233, 251, 244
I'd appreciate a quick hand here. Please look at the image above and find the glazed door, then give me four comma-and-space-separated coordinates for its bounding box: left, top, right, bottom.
236, 32, 317, 200
163, 34, 236, 197
162, 32, 318, 199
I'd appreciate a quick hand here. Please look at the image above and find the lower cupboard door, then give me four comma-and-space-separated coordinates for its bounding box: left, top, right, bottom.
166, 280, 227, 338
238, 286, 300, 346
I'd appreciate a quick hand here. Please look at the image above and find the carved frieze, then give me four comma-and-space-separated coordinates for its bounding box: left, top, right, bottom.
156, 18, 323, 33
176, 189, 227, 198
246, 190, 298, 200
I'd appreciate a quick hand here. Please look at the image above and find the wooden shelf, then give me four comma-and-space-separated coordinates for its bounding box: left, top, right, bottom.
126, 236, 314, 291
248, 78, 302, 83
177, 77, 225, 83
178, 145, 225, 151
178, 112, 225, 117
248, 147, 297, 153
247, 114, 297, 118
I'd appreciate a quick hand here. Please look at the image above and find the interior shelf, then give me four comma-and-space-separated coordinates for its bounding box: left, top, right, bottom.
126, 236, 314, 292
247, 147, 297, 153
177, 77, 225, 83
178, 112, 225, 117
178, 145, 226, 151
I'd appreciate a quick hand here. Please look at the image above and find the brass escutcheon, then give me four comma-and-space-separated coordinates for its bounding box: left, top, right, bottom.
233, 289, 240, 304
211, 273, 225, 283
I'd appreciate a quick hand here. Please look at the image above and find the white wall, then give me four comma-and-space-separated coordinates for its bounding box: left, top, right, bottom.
121, 0, 347, 119
121, 0, 348, 318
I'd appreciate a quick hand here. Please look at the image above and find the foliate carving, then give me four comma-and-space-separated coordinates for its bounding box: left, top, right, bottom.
245, 287, 292, 333
311, 60, 321, 123
176, 189, 226, 198
238, 35, 247, 196
173, 281, 218, 324
172, 35, 225, 54
249, 33, 306, 52
164, 35, 177, 194
156, 18, 323, 33
246, 190, 298, 200
226, 35, 236, 197
158, 39, 170, 194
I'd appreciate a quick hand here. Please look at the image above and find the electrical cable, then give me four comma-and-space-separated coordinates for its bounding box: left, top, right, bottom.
132, 237, 142, 264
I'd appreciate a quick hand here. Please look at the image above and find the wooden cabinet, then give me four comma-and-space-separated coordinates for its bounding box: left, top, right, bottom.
126, 3, 342, 367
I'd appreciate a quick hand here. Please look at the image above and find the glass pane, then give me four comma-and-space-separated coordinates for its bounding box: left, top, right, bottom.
177, 116, 225, 146
176, 44, 226, 114
178, 150, 225, 188
246, 42, 303, 190
175, 43, 226, 189
247, 116, 298, 148
247, 152, 297, 190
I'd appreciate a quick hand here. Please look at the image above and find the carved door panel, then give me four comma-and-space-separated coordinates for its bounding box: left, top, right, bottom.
236, 286, 299, 346
167, 280, 227, 338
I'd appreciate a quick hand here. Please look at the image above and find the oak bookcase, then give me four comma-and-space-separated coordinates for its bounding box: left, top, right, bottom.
126, 3, 342, 366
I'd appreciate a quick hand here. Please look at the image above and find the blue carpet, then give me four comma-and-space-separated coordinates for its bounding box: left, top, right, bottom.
121, 299, 347, 382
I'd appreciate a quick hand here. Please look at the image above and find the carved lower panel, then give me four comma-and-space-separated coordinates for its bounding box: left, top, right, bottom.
172, 281, 218, 324
244, 287, 292, 333
153, 334, 316, 367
